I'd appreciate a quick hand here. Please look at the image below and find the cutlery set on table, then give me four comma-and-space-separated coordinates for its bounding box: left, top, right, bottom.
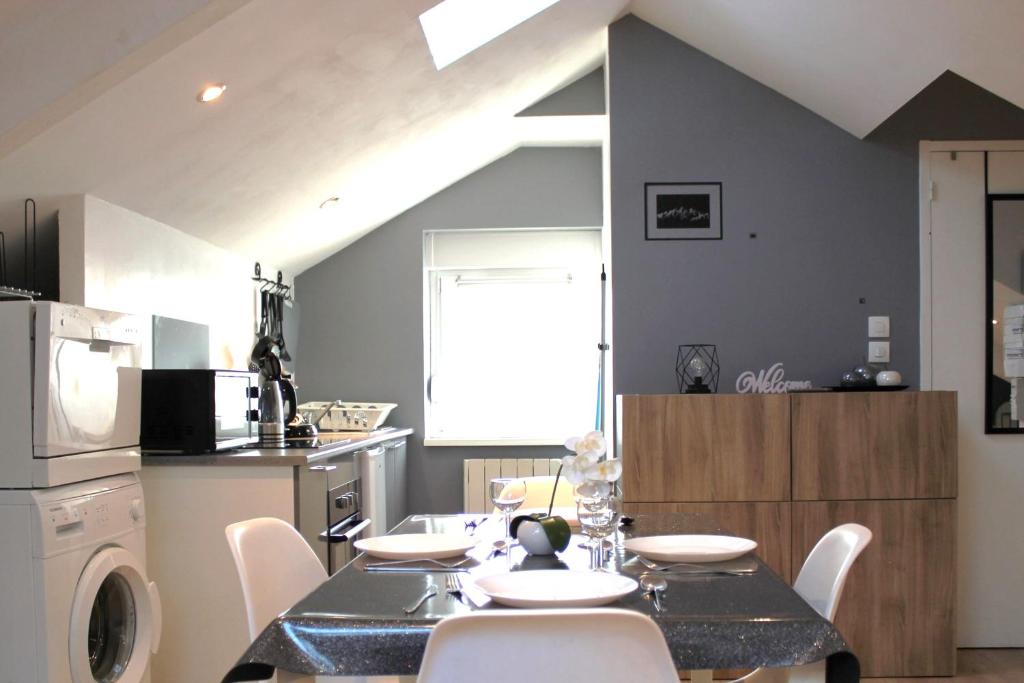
351, 518, 761, 614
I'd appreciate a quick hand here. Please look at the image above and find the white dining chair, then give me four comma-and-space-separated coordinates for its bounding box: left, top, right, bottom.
491, 475, 577, 514
416, 608, 679, 683
731, 523, 873, 683
225, 517, 328, 642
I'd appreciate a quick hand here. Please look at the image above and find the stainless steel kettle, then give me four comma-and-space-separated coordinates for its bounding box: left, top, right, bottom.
258, 378, 297, 444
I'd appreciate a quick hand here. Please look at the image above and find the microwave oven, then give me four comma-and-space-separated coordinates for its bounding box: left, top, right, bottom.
140, 370, 260, 453
0, 301, 147, 488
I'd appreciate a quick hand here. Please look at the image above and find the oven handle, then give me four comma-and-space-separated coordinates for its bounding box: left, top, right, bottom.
318, 517, 371, 544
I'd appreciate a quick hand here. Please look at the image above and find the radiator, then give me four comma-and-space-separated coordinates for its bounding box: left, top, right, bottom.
462, 458, 562, 513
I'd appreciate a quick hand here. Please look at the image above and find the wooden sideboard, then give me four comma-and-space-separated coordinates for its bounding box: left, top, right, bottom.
619, 392, 957, 678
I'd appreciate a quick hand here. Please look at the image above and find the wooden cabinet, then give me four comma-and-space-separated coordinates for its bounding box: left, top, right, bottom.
620, 394, 790, 502
619, 392, 957, 678
792, 392, 957, 500
792, 500, 957, 677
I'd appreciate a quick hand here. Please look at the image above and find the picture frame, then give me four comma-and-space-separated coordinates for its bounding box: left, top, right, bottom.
644, 182, 723, 240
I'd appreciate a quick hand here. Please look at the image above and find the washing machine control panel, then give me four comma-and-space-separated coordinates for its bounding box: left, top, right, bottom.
32, 478, 145, 558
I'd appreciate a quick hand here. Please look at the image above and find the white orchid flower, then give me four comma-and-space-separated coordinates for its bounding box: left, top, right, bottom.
584, 457, 622, 483
564, 430, 606, 459
576, 480, 611, 498
561, 452, 599, 485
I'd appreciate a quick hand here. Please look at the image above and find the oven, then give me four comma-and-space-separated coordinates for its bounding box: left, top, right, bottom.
296, 456, 370, 574
322, 478, 371, 573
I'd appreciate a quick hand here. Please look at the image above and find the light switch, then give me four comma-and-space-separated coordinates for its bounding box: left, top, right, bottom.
868, 316, 890, 338
869, 341, 890, 363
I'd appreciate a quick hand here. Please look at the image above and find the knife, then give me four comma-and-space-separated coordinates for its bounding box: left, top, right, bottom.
364, 565, 469, 573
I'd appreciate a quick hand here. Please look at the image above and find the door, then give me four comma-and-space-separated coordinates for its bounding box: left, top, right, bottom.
69, 547, 161, 683
925, 147, 1024, 646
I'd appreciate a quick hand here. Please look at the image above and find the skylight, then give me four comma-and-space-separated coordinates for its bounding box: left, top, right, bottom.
419, 0, 561, 70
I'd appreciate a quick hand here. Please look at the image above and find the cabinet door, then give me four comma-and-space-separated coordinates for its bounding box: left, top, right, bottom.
792, 500, 956, 677
619, 395, 790, 502
625, 501, 792, 581
791, 391, 957, 500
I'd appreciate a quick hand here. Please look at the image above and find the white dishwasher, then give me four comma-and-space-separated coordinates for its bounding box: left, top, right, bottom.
356, 446, 388, 537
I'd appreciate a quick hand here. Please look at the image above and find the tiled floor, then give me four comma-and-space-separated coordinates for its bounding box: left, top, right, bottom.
872, 649, 1024, 683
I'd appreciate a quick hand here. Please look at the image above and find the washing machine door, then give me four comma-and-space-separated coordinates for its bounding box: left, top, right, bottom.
69, 547, 162, 683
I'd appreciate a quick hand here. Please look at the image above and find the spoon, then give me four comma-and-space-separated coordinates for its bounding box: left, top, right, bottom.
640, 574, 667, 613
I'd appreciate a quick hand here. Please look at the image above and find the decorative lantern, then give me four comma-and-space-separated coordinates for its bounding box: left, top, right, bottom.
676, 345, 720, 394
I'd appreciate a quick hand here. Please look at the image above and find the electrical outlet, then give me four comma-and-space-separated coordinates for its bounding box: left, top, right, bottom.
869, 341, 890, 363
868, 316, 890, 338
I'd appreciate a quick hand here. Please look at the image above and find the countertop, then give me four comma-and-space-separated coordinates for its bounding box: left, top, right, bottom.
141, 427, 413, 466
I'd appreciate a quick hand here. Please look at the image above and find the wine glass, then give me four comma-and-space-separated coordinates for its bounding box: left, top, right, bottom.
577, 494, 622, 570
489, 478, 527, 551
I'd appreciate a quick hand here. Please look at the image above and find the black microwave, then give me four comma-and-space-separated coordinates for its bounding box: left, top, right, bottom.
140, 370, 260, 453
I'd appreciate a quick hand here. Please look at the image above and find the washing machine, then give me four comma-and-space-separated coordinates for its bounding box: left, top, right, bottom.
0, 473, 161, 683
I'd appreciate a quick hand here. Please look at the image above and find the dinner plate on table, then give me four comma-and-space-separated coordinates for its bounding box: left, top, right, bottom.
624, 535, 757, 563
354, 533, 478, 560
471, 570, 638, 608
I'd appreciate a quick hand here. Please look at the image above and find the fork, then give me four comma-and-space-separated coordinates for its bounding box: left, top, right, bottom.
636, 556, 752, 575
365, 556, 471, 569
445, 573, 464, 602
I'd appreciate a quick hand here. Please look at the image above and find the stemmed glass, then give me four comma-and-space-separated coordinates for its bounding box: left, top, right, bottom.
577, 494, 622, 570
489, 478, 527, 551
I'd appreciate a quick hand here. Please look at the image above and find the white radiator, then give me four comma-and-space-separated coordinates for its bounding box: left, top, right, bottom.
462, 458, 562, 513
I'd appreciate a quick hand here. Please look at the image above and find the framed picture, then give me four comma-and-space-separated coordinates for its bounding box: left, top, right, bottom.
645, 182, 723, 240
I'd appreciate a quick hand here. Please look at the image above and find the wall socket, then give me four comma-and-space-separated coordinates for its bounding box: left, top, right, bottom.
868, 316, 890, 338
869, 341, 891, 363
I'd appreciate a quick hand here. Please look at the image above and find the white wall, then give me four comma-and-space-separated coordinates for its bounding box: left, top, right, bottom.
924, 145, 1024, 646
58, 194, 289, 370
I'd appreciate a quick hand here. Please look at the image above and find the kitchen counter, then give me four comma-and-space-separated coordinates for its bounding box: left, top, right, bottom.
141, 427, 413, 466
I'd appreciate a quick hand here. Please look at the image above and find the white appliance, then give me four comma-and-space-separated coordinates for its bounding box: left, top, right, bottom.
0, 301, 148, 488
356, 445, 387, 537
0, 473, 161, 683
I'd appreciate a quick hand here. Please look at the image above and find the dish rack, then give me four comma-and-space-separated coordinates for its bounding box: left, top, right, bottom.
298, 401, 397, 432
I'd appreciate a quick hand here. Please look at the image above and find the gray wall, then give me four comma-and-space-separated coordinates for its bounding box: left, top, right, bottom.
295, 147, 602, 514
609, 16, 1024, 394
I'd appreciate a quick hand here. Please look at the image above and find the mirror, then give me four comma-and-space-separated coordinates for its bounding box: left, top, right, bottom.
987, 194, 1024, 432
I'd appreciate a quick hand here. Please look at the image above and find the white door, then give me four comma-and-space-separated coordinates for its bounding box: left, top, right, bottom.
925, 146, 1024, 647
69, 547, 161, 683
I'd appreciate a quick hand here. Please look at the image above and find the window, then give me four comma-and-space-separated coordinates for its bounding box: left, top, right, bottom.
424, 229, 602, 444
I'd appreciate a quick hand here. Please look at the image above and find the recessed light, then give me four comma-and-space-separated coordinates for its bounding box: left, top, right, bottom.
196, 83, 227, 103
319, 197, 340, 209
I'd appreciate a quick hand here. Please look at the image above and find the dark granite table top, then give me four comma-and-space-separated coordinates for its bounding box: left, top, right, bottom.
222, 513, 859, 682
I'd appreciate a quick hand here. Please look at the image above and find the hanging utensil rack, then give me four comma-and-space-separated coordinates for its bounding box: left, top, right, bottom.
251, 262, 292, 301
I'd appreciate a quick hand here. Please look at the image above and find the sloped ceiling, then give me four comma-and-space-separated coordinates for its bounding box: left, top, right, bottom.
1, 0, 1023, 274
630, 0, 1024, 138
0, 0, 625, 273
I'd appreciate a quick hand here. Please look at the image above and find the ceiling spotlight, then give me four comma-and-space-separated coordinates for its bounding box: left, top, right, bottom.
196, 83, 227, 103
319, 197, 340, 209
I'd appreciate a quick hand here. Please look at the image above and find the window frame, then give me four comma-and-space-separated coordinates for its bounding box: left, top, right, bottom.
421, 227, 602, 446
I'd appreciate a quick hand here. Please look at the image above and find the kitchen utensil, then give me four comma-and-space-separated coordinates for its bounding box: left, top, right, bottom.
354, 533, 478, 560
624, 535, 757, 563
365, 565, 469, 574
636, 556, 756, 575
639, 574, 667, 612
403, 586, 438, 614
445, 574, 464, 602
365, 557, 471, 569
471, 570, 638, 608
257, 378, 297, 444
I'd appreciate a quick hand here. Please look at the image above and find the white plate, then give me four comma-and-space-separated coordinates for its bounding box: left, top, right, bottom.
353, 534, 477, 560
624, 535, 757, 563
471, 570, 638, 608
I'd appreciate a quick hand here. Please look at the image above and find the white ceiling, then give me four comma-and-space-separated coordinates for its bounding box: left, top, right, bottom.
1, 0, 1022, 274
630, 0, 1024, 138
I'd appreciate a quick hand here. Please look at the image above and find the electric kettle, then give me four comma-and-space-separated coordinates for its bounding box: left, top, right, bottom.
258, 378, 297, 444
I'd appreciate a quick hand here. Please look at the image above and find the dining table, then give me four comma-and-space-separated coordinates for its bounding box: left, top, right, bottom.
221, 512, 860, 683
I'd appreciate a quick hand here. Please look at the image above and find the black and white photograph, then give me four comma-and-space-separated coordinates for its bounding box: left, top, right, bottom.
645, 182, 723, 240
